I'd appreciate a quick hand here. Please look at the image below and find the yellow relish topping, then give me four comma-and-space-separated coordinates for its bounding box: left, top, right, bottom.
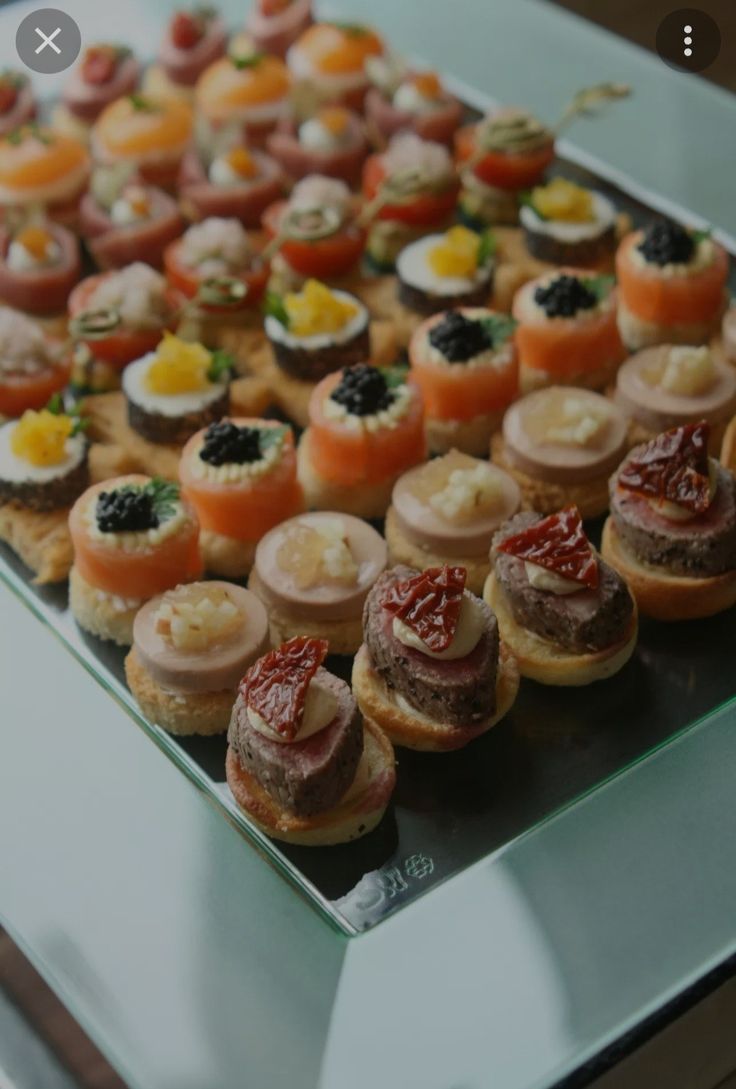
284, 280, 358, 337
530, 177, 594, 223
11, 409, 73, 466
226, 147, 258, 178
15, 225, 53, 261
429, 226, 482, 278
145, 333, 213, 395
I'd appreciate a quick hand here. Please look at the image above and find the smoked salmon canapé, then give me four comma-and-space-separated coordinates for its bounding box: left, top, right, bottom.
90, 95, 194, 191
512, 268, 626, 394
615, 221, 729, 351
364, 59, 463, 148
68, 263, 179, 373
267, 106, 368, 189
0, 72, 36, 139
178, 140, 284, 228
361, 133, 459, 270
53, 45, 141, 142
179, 417, 304, 578
297, 363, 427, 519
79, 169, 184, 271
245, 0, 313, 59
408, 308, 518, 456
262, 175, 366, 287
286, 22, 384, 111
0, 126, 90, 228
143, 6, 228, 103
68, 474, 203, 645
0, 220, 81, 320
195, 51, 292, 146
0, 307, 71, 418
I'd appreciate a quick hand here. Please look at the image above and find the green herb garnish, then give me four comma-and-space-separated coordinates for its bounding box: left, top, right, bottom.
476, 229, 497, 266
692, 227, 712, 244
581, 274, 615, 301
45, 393, 88, 437
519, 190, 547, 220
263, 291, 289, 328
480, 314, 517, 347
332, 21, 368, 35
380, 362, 409, 389
145, 477, 180, 522
230, 52, 266, 69
129, 94, 156, 112
207, 349, 234, 383
258, 424, 289, 453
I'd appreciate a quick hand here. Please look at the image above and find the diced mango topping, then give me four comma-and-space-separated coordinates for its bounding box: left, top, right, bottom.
145, 332, 213, 395
226, 147, 258, 178
277, 519, 358, 588
428, 226, 482, 279
411, 71, 442, 99
154, 584, 242, 651
284, 279, 358, 337
11, 409, 73, 466
531, 177, 594, 223
317, 106, 351, 137
15, 226, 53, 261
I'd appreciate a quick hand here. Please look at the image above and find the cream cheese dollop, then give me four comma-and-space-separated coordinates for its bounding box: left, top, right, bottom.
392, 592, 484, 660
524, 562, 583, 595
7, 237, 61, 271
247, 675, 338, 744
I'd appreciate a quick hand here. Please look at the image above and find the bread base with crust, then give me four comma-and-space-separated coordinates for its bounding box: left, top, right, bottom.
617, 297, 727, 352
491, 434, 612, 519
0, 504, 74, 584
297, 428, 399, 519
519, 357, 620, 396
484, 571, 638, 685
601, 516, 736, 621
69, 565, 143, 646
721, 414, 736, 473
352, 641, 519, 752
125, 646, 235, 735
225, 718, 396, 846
426, 408, 505, 457
247, 569, 363, 654
199, 530, 257, 579
384, 506, 490, 596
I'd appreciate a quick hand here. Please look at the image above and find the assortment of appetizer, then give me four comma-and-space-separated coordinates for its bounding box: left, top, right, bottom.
520, 178, 618, 268
227, 635, 396, 844
267, 105, 368, 186
244, 0, 313, 59
126, 580, 269, 734
145, 6, 228, 102
80, 168, 184, 270
178, 139, 283, 226
286, 22, 384, 110
0, 219, 81, 321
485, 507, 637, 685
396, 224, 495, 317
0, 308, 71, 416
264, 278, 369, 381
54, 45, 141, 142
91, 95, 194, 191
195, 50, 292, 145
365, 58, 463, 146
0, 126, 90, 227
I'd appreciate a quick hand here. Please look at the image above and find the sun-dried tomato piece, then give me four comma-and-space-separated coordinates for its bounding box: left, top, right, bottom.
170, 10, 205, 49
498, 507, 599, 589
242, 636, 329, 742
381, 565, 467, 652
618, 421, 711, 514
82, 46, 118, 86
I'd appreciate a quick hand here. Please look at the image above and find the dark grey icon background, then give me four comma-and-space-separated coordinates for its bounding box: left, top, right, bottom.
16, 8, 81, 74
656, 8, 721, 73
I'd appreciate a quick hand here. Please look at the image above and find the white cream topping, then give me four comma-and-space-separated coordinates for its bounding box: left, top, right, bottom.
6, 237, 62, 271
87, 263, 169, 330
393, 80, 442, 114
109, 193, 151, 226
659, 346, 716, 397
286, 44, 368, 93
0, 307, 52, 376
519, 191, 616, 243
322, 381, 412, 433
392, 591, 485, 661
383, 132, 452, 183
180, 217, 251, 278
85, 492, 189, 551
265, 291, 368, 350
0, 421, 86, 484
298, 117, 347, 151
208, 154, 259, 187
630, 235, 716, 277
524, 561, 583, 595
247, 675, 338, 744
122, 353, 227, 417
397, 233, 491, 296
429, 463, 504, 523
288, 174, 351, 217
187, 429, 285, 483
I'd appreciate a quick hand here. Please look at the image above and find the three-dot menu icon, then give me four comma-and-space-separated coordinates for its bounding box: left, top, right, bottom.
656, 9, 721, 73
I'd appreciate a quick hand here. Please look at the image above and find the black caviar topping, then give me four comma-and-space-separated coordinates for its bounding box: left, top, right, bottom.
637, 220, 695, 266
534, 274, 597, 318
428, 311, 492, 362
199, 421, 263, 466
96, 488, 159, 533
329, 364, 395, 417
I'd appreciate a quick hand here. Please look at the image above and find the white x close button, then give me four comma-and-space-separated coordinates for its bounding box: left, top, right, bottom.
16, 8, 81, 74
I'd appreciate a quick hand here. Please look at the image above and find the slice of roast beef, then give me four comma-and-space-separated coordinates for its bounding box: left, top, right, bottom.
363, 565, 499, 728
492, 511, 634, 653
610, 462, 736, 578
228, 668, 362, 818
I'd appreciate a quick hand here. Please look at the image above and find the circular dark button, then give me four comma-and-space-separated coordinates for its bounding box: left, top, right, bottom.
16, 8, 81, 75
656, 9, 721, 73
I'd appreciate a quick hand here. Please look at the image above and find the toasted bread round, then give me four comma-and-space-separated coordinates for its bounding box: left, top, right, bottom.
483, 570, 638, 685
721, 414, 736, 474
69, 564, 142, 645
491, 433, 612, 519
225, 718, 396, 846
352, 641, 519, 752
601, 516, 736, 621
297, 428, 398, 519
425, 408, 505, 458
124, 646, 235, 735
199, 530, 257, 579
519, 358, 617, 396
617, 298, 726, 353
384, 505, 490, 596
0, 503, 73, 584
246, 570, 363, 654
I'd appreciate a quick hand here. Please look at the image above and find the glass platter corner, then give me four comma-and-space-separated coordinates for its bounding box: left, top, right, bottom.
2, 81, 735, 938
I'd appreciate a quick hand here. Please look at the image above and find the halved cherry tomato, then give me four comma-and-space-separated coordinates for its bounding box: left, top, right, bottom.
0, 356, 71, 417
262, 200, 366, 279
179, 419, 303, 541
69, 476, 203, 598
307, 371, 426, 486
409, 316, 518, 421
68, 273, 179, 370
616, 232, 729, 326
163, 238, 269, 312
362, 154, 459, 227
454, 124, 555, 191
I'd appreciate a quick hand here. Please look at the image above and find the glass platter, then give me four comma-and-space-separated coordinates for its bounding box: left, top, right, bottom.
2, 95, 735, 936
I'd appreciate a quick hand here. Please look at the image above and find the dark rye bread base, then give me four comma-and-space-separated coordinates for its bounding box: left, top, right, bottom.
397, 273, 493, 317
523, 223, 616, 267
0, 449, 90, 512
270, 325, 371, 382
363, 565, 500, 728
491, 511, 634, 654
609, 463, 736, 578
227, 669, 363, 818
127, 389, 230, 446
